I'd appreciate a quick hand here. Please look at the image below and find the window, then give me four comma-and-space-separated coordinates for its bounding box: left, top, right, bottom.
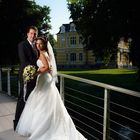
70, 36, 76, 45
60, 35, 65, 47
79, 53, 83, 61
70, 23, 76, 32
70, 53, 76, 61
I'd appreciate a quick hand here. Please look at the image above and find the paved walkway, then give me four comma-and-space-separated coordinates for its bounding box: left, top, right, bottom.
0, 93, 27, 140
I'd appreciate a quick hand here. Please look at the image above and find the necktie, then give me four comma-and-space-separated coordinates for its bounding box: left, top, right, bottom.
32, 44, 38, 57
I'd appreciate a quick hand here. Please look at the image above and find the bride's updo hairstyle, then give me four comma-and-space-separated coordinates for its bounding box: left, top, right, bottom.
36, 37, 48, 52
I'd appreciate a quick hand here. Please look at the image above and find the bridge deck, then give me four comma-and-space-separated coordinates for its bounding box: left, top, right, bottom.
0, 93, 27, 140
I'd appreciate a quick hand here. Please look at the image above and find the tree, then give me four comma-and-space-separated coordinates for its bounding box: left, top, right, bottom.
0, 0, 51, 65
67, 0, 140, 71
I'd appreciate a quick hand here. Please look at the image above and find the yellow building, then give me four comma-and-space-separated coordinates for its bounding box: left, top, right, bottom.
54, 23, 95, 68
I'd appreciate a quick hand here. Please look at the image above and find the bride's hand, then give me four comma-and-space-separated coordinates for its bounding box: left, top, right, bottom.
48, 65, 52, 73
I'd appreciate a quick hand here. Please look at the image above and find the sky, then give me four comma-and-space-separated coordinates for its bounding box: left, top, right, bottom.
35, 0, 72, 37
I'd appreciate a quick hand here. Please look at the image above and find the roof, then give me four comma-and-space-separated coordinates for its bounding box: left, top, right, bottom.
57, 22, 75, 34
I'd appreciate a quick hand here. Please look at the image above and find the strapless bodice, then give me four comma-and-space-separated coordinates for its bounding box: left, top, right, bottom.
36, 52, 51, 68
37, 59, 44, 68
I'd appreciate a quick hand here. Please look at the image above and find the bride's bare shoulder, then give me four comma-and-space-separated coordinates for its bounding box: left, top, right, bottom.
39, 52, 49, 63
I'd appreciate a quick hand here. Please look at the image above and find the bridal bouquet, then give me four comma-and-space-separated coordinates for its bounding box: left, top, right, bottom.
23, 65, 36, 82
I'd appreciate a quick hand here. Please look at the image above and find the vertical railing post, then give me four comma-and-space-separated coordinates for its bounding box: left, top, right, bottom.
7, 67, 11, 96
18, 80, 20, 96
103, 88, 110, 140
60, 76, 64, 103
0, 67, 2, 91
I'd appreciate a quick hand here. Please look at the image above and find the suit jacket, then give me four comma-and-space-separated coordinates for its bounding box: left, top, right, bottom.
18, 39, 38, 80
18, 39, 38, 99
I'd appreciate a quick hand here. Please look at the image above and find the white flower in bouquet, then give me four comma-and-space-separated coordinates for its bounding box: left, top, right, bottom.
23, 65, 36, 82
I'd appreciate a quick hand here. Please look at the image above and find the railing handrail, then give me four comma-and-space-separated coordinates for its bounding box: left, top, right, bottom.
1, 67, 12, 71
0, 67, 140, 139
0, 67, 139, 97
58, 73, 140, 98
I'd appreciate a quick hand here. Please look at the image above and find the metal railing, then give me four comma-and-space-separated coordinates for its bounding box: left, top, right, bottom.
0, 67, 12, 95
0, 67, 140, 140
58, 73, 140, 140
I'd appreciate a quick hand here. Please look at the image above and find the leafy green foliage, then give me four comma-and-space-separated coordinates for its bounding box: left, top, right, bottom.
0, 0, 51, 65
67, 0, 140, 68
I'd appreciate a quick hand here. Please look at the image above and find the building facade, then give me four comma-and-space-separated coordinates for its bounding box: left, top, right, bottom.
54, 23, 95, 68
117, 37, 132, 68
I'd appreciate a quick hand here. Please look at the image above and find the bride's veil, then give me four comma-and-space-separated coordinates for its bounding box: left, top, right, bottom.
47, 41, 58, 83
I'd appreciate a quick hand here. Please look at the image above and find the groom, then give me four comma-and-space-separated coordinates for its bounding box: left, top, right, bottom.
13, 26, 38, 130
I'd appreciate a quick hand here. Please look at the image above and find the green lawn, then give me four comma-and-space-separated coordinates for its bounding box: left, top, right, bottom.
59, 68, 140, 92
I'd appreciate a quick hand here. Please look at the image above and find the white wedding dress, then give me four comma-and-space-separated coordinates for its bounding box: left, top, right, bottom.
16, 52, 87, 140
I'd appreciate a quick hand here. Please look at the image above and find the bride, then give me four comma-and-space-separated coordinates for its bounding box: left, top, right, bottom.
16, 37, 87, 140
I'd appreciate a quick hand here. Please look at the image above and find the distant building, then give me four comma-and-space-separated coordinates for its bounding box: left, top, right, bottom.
54, 22, 95, 69
54, 23, 132, 69
117, 37, 132, 68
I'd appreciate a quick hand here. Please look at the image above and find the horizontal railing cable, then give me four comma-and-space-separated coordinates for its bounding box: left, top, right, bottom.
110, 101, 140, 114
65, 86, 104, 101
76, 125, 100, 140
110, 119, 140, 135
65, 99, 103, 118
65, 92, 104, 110
66, 106, 103, 127
72, 115, 103, 135
110, 110, 140, 125
109, 128, 132, 140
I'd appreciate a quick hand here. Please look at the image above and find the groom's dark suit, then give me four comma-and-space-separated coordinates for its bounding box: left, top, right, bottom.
14, 39, 38, 130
